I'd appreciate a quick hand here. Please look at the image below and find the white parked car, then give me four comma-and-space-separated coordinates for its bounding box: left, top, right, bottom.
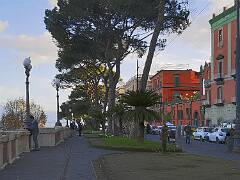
151, 126, 162, 135
193, 127, 212, 141
206, 127, 229, 143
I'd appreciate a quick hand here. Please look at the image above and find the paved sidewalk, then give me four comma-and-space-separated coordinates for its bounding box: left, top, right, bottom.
0, 135, 114, 180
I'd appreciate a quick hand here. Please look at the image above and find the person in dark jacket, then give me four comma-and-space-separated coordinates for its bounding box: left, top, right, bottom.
77, 121, 83, 136
70, 121, 75, 130
28, 115, 39, 151
184, 124, 192, 144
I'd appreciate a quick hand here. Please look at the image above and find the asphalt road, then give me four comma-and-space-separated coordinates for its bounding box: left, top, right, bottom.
146, 134, 240, 164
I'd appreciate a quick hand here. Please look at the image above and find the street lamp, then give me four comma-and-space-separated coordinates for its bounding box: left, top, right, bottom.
234, 0, 240, 152
52, 78, 62, 127
23, 57, 32, 128
67, 108, 72, 127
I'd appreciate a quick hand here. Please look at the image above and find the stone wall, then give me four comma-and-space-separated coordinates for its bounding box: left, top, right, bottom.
205, 103, 236, 125
0, 127, 73, 170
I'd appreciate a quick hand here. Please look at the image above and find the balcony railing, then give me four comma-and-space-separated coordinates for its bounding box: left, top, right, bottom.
231, 69, 236, 79
214, 73, 224, 85
214, 98, 224, 106
204, 80, 211, 88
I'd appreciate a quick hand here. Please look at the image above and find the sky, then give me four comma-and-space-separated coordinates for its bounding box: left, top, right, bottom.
0, 0, 235, 126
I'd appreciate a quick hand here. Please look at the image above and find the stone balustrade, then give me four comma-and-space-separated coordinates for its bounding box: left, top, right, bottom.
0, 127, 73, 170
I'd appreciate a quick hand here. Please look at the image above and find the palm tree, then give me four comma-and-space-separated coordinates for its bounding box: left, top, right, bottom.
121, 90, 161, 142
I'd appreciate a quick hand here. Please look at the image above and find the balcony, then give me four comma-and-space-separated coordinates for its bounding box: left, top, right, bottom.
232, 97, 236, 104
214, 73, 224, 85
214, 99, 224, 106
231, 69, 236, 79
204, 80, 211, 88
202, 100, 211, 107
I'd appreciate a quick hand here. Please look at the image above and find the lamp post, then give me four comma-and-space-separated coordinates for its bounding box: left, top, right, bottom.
23, 57, 32, 128
67, 108, 72, 127
136, 59, 139, 91
52, 78, 62, 127
68, 108, 72, 127
234, 0, 240, 152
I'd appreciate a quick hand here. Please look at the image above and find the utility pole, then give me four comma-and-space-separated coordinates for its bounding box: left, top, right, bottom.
234, 0, 240, 152
136, 59, 139, 91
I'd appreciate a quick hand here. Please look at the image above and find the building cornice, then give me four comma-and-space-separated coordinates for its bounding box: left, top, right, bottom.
209, 6, 236, 31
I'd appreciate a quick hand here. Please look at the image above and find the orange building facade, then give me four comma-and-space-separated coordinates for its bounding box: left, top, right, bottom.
151, 70, 200, 103
150, 70, 203, 126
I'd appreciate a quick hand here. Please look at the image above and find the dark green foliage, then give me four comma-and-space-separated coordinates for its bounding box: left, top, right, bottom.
45, 0, 190, 134
120, 90, 161, 122
120, 90, 161, 108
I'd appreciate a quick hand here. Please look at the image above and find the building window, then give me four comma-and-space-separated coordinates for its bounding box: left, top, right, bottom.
172, 105, 175, 119
173, 92, 180, 101
218, 28, 223, 48
202, 79, 205, 95
174, 76, 180, 87
218, 60, 223, 77
217, 86, 223, 100
178, 104, 183, 120
206, 90, 211, 103
186, 108, 191, 120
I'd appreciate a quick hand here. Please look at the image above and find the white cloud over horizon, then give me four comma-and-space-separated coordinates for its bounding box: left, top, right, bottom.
0, 32, 58, 66
48, 0, 58, 8
0, 20, 9, 33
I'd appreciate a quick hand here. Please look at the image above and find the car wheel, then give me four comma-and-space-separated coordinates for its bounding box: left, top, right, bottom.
216, 137, 220, 144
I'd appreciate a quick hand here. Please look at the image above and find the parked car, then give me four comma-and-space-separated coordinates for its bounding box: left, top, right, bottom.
193, 127, 212, 141
151, 126, 161, 135
206, 127, 229, 143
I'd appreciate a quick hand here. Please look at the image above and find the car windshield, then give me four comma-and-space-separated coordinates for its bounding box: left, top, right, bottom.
203, 128, 211, 132
208, 129, 213, 133
221, 128, 229, 133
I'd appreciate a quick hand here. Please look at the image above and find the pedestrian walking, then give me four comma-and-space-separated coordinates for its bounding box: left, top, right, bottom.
70, 121, 75, 130
77, 121, 83, 136
168, 129, 176, 143
177, 125, 181, 138
226, 128, 235, 152
146, 123, 151, 134
161, 124, 169, 152
28, 115, 40, 151
184, 124, 192, 144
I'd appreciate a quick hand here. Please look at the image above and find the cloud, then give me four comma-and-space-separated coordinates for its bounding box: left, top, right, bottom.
0, 86, 23, 105
174, 0, 234, 51
0, 20, 9, 33
48, 0, 58, 8
0, 32, 58, 65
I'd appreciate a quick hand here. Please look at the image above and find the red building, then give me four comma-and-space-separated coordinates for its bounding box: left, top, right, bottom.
150, 70, 203, 126
202, 6, 237, 126
151, 70, 200, 103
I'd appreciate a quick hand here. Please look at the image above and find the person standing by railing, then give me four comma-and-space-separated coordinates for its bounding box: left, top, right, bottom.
28, 115, 39, 151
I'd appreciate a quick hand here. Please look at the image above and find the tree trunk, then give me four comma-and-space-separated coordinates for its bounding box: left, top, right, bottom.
129, 122, 138, 139
101, 120, 106, 134
119, 117, 123, 136
137, 121, 145, 143
140, 1, 165, 92
137, 1, 165, 142
108, 59, 121, 135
